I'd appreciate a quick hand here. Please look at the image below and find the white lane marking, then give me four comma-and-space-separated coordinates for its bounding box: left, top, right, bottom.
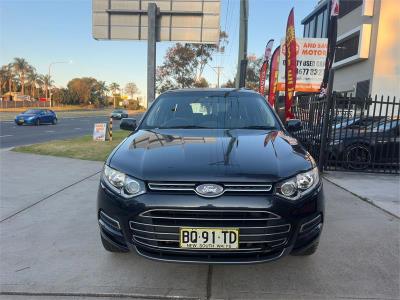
45, 130, 55, 133
74, 128, 82, 130
0, 135, 13, 138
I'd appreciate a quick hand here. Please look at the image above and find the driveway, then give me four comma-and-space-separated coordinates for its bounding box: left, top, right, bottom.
0, 151, 399, 299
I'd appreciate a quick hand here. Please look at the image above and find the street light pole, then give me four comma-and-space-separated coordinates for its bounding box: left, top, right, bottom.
46, 61, 71, 107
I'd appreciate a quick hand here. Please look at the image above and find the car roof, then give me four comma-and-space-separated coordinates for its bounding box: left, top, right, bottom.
162, 88, 259, 97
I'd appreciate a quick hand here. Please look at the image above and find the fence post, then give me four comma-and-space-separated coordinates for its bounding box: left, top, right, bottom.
109, 117, 113, 141
318, 69, 335, 172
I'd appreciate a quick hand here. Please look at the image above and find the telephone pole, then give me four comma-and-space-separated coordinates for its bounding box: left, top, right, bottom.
235, 0, 249, 88
213, 66, 224, 88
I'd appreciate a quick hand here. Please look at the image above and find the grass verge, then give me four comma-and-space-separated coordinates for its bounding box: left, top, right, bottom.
13, 130, 130, 161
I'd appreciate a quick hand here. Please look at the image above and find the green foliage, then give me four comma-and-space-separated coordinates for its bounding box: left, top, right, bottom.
126, 99, 143, 110
124, 82, 139, 99
156, 31, 227, 93
245, 55, 264, 91
65, 77, 108, 106
222, 79, 235, 88
193, 77, 209, 88
222, 55, 264, 91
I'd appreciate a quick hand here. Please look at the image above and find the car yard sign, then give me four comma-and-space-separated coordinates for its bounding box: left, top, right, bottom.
92, 0, 220, 43
277, 38, 328, 93
93, 123, 108, 141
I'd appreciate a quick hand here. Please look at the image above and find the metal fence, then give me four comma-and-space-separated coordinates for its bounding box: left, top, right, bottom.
0, 100, 52, 109
292, 93, 399, 174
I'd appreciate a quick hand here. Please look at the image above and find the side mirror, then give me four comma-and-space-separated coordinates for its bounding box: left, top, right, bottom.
286, 119, 302, 132
120, 118, 137, 131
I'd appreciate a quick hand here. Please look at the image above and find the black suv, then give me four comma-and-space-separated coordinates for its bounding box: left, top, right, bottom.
97, 89, 324, 264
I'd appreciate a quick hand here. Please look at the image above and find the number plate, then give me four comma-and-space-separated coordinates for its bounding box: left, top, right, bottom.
179, 228, 239, 249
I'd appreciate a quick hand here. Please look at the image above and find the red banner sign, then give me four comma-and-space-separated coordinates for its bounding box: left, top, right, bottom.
259, 61, 268, 96
285, 8, 297, 120
268, 46, 280, 107
258, 39, 274, 96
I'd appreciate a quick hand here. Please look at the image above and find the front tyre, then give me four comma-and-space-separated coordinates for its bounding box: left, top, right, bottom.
52, 118, 57, 125
35, 118, 40, 126
100, 235, 126, 253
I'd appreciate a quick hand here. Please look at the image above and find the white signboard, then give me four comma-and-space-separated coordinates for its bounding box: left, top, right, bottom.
277, 38, 328, 92
92, 0, 220, 44
93, 123, 108, 141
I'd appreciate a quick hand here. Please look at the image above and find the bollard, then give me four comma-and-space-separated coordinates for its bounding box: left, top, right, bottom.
109, 117, 113, 141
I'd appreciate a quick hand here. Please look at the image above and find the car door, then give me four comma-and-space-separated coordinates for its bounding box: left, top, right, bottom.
38, 111, 46, 123
45, 110, 52, 123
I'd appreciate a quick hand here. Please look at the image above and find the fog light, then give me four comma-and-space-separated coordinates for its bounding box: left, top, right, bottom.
280, 181, 297, 197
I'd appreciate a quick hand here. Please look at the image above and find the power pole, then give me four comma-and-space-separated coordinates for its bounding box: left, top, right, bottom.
235, 0, 249, 88
213, 66, 224, 88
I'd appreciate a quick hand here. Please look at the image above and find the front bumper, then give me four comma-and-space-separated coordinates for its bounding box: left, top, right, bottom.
97, 181, 324, 264
15, 118, 35, 125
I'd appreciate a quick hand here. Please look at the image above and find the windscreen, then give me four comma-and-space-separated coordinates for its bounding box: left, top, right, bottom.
141, 94, 279, 130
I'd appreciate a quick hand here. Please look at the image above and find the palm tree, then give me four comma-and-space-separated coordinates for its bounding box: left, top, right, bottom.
27, 68, 40, 99
98, 81, 108, 98
109, 82, 120, 108
36, 74, 45, 98
43, 74, 54, 100
0, 66, 7, 95
1, 64, 16, 95
13, 57, 30, 95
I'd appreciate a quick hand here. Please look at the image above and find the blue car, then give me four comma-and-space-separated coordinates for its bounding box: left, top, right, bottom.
15, 109, 58, 126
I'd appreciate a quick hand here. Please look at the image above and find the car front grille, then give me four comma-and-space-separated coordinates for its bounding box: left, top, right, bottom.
129, 209, 291, 254
147, 182, 273, 195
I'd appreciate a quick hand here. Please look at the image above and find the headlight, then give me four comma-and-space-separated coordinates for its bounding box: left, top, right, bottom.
103, 165, 145, 198
275, 167, 320, 200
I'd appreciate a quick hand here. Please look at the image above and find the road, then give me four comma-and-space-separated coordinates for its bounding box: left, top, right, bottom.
0, 151, 399, 300
0, 113, 143, 148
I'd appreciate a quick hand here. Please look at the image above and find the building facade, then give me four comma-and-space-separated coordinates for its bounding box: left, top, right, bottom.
302, 0, 400, 98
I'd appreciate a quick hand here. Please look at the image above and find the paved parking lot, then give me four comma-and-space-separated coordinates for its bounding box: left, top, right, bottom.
0, 151, 399, 300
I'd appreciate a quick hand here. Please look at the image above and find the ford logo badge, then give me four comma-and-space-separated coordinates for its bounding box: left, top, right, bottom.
195, 183, 224, 198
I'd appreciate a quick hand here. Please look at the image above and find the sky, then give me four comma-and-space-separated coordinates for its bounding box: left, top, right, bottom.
0, 0, 317, 97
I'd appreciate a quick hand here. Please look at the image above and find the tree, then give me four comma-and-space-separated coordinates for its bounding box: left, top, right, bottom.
27, 68, 40, 99
0, 66, 8, 94
222, 79, 235, 88
108, 82, 120, 108
109, 82, 120, 95
1, 63, 16, 94
124, 82, 138, 99
42, 74, 54, 100
156, 31, 228, 93
97, 81, 108, 99
245, 55, 264, 92
65, 77, 108, 106
193, 77, 209, 88
13, 57, 30, 95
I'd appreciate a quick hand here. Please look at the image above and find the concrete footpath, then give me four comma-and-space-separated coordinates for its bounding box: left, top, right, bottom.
324, 171, 400, 218
0, 150, 399, 300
